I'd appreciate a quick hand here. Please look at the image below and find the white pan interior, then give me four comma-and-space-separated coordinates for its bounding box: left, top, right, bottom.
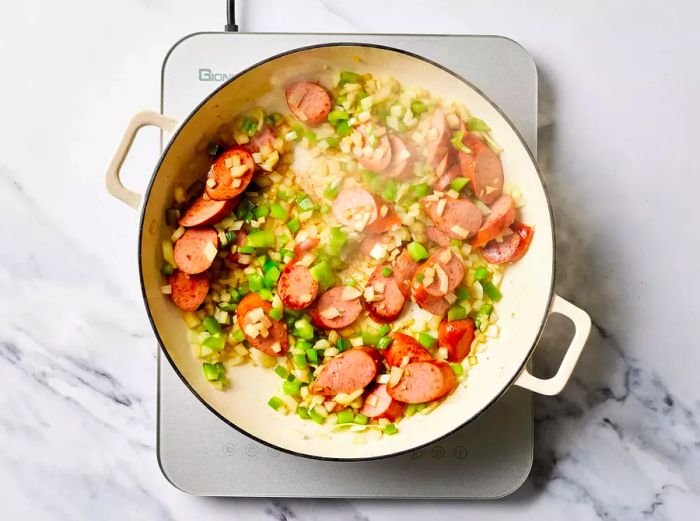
139, 44, 554, 460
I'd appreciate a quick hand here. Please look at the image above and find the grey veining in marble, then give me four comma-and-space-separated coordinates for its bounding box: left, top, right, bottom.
1, 0, 699, 519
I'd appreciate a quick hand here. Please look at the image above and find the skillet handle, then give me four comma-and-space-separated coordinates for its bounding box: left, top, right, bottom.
513, 294, 591, 395
105, 110, 178, 210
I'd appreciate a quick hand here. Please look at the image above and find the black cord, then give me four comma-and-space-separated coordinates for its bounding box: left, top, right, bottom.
225, 0, 238, 32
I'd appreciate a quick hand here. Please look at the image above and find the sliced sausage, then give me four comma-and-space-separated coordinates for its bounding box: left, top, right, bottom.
278, 263, 318, 310
480, 221, 534, 264
168, 270, 210, 311
471, 195, 516, 248
426, 226, 451, 247
285, 81, 332, 125
392, 249, 420, 298
178, 194, 238, 227
360, 384, 406, 421
353, 124, 392, 172
206, 148, 255, 201
385, 333, 433, 367
413, 247, 464, 297
293, 237, 320, 258
364, 196, 401, 234
435, 163, 464, 192
309, 346, 381, 395
310, 285, 363, 330
414, 292, 450, 317
173, 228, 219, 275
364, 265, 406, 323
424, 197, 482, 240
438, 318, 476, 362
387, 360, 457, 404
332, 186, 378, 231
458, 133, 504, 204
424, 108, 450, 167
384, 135, 417, 180
236, 293, 289, 357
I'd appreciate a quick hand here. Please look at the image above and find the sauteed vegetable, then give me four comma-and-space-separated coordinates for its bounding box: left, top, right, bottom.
158, 69, 533, 440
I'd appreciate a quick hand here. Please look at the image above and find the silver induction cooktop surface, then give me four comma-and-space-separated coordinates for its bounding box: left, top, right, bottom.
158, 32, 537, 498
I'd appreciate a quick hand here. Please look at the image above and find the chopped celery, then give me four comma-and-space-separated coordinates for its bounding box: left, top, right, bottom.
246, 230, 275, 249
254, 202, 270, 218
202, 333, 226, 350
269, 307, 283, 321
323, 179, 342, 200
328, 109, 349, 124
450, 177, 470, 192
274, 365, 289, 379
247, 273, 264, 292
277, 190, 290, 201
378, 324, 391, 336
382, 179, 398, 201
327, 227, 347, 256
450, 130, 472, 155
293, 354, 308, 369
202, 316, 222, 335
354, 414, 369, 425
309, 261, 335, 290
306, 348, 319, 365
308, 408, 326, 424
411, 100, 428, 114
283, 379, 302, 396
475, 267, 489, 281
482, 281, 502, 302
258, 288, 273, 301
269, 203, 287, 220
264, 266, 281, 288
418, 331, 437, 349
416, 273, 424, 283
231, 328, 246, 343
323, 136, 340, 148
297, 406, 310, 419
264, 112, 283, 126
238, 245, 255, 255
218, 302, 237, 312
339, 71, 359, 84
267, 396, 285, 411
447, 305, 468, 321
202, 362, 226, 382
362, 330, 381, 346
297, 197, 316, 211
383, 423, 398, 435
377, 337, 393, 350
240, 116, 259, 136
450, 362, 465, 377
381, 266, 393, 277
279, 248, 295, 263
337, 338, 351, 352
335, 119, 352, 137
293, 319, 315, 340
450, 239, 462, 247
160, 262, 174, 276
410, 183, 431, 199
237, 283, 250, 296
337, 409, 354, 424
287, 217, 300, 234
468, 117, 491, 132
407, 242, 429, 262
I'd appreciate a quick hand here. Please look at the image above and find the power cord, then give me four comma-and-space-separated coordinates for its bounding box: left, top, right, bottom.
225, 0, 239, 32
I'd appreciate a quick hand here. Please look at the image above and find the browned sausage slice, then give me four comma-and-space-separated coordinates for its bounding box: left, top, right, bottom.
277, 263, 318, 310
236, 293, 289, 356
178, 194, 238, 227
332, 186, 378, 231
481, 232, 521, 264
309, 346, 381, 395
413, 247, 465, 297
424, 197, 482, 240
414, 292, 450, 317
438, 318, 476, 362
471, 195, 516, 248
387, 360, 457, 404
458, 133, 504, 204
424, 108, 450, 167
310, 285, 363, 330
426, 226, 451, 247
392, 249, 420, 298
205, 148, 255, 201
169, 270, 210, 311
285, 81, 332, 125
364, 265, 406, 324
384, 333, 433, 367
353, 124, 392, 172
384, 135, 417, 179
173, 228, 219, 275
359, 384, 406, 421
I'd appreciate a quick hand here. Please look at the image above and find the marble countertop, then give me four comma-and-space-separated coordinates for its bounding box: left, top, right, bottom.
1, 0, 698, 519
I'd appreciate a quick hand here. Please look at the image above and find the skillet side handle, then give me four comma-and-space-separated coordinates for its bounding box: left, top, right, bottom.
514, 294, 591, 396
105, 111, 178, 210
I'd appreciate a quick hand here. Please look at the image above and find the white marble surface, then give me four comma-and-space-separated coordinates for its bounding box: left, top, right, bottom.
1, 0, 699, 519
